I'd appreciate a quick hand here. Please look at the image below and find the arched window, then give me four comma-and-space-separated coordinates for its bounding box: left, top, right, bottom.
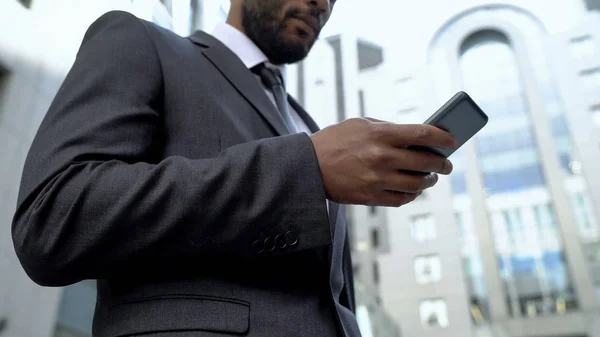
460, 30, 546, 194
459, 30, 578, 317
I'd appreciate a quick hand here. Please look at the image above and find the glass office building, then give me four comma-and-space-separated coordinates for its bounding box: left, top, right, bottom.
377, 2, 600, 337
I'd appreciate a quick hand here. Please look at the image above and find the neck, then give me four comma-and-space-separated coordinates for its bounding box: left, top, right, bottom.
226, 8, 246, 36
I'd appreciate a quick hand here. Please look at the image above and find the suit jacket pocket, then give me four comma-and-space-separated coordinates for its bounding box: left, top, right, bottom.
105, 295, 250, 336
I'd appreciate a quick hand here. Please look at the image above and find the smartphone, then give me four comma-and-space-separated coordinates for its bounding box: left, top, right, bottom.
408, 91, 488, 158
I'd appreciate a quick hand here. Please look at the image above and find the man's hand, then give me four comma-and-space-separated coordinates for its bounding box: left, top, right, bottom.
311, 118, 458, 207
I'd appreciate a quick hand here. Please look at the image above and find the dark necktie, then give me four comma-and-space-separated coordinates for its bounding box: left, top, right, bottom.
252, 63, 297, 133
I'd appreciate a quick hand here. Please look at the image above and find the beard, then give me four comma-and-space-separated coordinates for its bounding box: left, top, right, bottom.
241, 0, 321, 65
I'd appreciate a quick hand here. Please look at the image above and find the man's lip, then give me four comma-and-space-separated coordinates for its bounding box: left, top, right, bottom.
293, 15, 319, 35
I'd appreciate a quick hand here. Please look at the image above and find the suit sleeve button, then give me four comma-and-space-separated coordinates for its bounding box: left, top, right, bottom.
275, 234, 287, 249
264, 237, 275, 251
252, 240, 264, 254
284, 231, 299, 246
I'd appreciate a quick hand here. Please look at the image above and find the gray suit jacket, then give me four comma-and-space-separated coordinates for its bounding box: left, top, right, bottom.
11, 10, 361, 337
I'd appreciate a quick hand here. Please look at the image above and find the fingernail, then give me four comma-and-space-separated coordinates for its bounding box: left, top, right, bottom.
445, 160, 453, 173
453, 138, 460, 149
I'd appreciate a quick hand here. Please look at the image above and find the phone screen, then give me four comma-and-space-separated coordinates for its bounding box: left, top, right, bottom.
410, 92, 488, 158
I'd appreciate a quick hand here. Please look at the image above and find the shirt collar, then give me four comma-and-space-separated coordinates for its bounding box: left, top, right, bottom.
211, 23, 287, 85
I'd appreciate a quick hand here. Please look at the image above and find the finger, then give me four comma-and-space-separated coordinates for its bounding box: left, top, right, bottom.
379, 171, 439, 194
374, 190, 419, 207
373, 147, 453, 175
398, 149, 453, 175
376, 124, 458, 149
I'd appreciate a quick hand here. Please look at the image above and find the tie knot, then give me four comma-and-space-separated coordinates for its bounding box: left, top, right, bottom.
252, 63, 284, 89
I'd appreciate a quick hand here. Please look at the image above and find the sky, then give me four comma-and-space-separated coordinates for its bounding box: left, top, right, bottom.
319, 0, 589, 70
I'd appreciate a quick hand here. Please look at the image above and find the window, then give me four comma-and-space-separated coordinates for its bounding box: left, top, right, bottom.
502, 208, 525, 244
570, 35, 596, 59
373, 261, 380, 284
411, 214, 436, 242
534, 204, 555, 227
478, 128, 535, 154
455, 212, 464, 234
482, 164, 545, 194
592, 104, 600, 127
469, 297, 489, 325
460, 30, 548, 195
414, 255, 442, 284
358, 90, 366, 117
398, 107, 417, 114
463, 255, 485, 278
0, 66, 9, 117
419, 299, 449, 328
502, 210, 514, 244
571, 35, 593, 43
396, 107, 421, 124
371, 228, 380, 249
580, 67, 600, 93
573, 193, 593, 235
479, 148, 540, 173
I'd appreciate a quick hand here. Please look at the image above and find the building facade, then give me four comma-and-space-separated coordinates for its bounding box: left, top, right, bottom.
370, 1, 600, 337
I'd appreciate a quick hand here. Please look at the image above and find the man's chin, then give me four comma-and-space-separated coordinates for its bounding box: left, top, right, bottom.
267, 41, 311, 64
285, 31, 316, 48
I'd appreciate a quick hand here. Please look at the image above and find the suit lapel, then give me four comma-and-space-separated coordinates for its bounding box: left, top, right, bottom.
189, 31, 343, 237
189, 31, 289, 136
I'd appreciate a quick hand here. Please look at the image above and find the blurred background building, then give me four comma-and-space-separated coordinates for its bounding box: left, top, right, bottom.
361, 1, 600, 337
1, 0, 600, 337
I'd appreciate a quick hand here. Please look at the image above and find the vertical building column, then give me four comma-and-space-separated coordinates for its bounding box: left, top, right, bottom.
326, 34, 361, 122
443, 49, 510, 322
510, 32, 600, 311
550, 31, 600, 252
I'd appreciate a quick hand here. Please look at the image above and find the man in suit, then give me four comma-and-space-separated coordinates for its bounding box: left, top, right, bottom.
12, 0, 457, 336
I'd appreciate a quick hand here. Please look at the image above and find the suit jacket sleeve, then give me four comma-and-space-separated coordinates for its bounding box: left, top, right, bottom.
11, 11, 331, 287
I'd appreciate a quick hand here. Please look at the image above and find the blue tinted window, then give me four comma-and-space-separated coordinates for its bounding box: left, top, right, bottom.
542, 251, 564, 268
477, 128, 536, 154
559, 153, 572, 174
550, 115, 569, 136
451, 173, 467, 195
483, 165, 545, 193
510, 256, 536, 274
542, 251, 569, 290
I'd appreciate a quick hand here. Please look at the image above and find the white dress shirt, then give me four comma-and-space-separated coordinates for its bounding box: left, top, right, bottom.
211, 23, 312, 136
211, 23, 331, 216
